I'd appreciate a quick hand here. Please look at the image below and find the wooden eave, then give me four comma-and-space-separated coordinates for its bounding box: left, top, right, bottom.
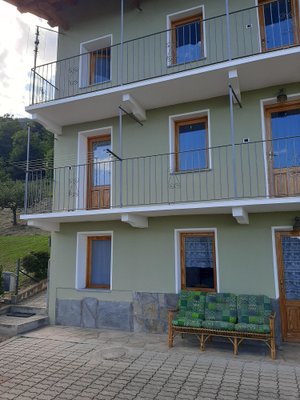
4, 0, 78, 30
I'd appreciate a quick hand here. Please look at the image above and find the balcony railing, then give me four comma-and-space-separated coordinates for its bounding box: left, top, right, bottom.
30, 0, 300, 105
24, 136, 300, 215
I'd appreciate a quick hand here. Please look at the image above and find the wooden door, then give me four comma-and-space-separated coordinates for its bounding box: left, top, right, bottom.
87, 135, 111, 209
265, 101, 300, 196
258, 0, 300, 52
276, 231, 300, 341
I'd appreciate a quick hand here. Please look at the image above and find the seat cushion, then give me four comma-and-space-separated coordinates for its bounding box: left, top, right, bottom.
202, 320, 236, 331
237, 295, 272, 324
178, 291, 206, 320
235, 322, 270, 334
205, 293, 237, 323
172, 312, 203, 328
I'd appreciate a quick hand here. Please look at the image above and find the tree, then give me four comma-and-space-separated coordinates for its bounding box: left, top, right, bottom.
0, 180, 24, 226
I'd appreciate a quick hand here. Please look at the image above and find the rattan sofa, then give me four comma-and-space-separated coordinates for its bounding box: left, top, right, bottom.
168, 291, 276, 359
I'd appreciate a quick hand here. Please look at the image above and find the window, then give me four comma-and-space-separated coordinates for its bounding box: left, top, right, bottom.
86, 236, 112, 289
175, 117, 208, 171
89, 47, 111, 85
258, 0, 300, 51
80, 35, 112, 87
171, 13, 203, 64
180, 232, 216, 291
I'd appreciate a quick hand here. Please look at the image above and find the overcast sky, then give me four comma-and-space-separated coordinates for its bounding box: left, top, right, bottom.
0, 1, 58, 118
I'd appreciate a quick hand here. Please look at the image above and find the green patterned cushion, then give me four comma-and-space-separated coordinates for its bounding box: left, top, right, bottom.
205, 293, 237, 323
235, 323, 270, 334
172, 314, 203, 328
178, 291, 206, 320
237, 295, 272, 325
202, 320, 235, 331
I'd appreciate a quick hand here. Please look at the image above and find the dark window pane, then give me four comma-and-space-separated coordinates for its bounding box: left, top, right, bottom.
92, 140, 111, 186
271, 108, 300, 168
184, 235, 215, 289
263, 0, 294, 49
178, 121, 207, 170
91, 238, 111, 287
176, 20, 202, 63
92, 48, 111, 83
281, 236, 300, 300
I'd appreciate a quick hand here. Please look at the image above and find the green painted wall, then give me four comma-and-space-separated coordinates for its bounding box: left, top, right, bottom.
51, 83, 300, 211
48, 211, 297, 323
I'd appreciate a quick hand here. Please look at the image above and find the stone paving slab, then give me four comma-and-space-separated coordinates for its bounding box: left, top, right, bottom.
0, 326, 299, 399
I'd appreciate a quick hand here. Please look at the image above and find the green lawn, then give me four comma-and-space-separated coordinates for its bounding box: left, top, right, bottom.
0, 235, 49, 272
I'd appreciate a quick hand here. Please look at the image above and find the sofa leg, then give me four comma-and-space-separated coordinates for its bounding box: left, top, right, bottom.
200, 334, 205, 352
270, 338, 276, 360
233, 337, 238, 356
168, 329, 174, 348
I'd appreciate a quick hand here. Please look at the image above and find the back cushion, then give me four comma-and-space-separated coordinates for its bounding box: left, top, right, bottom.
178, 291, 206, 320
205, 293, 237, 323
237, 295, 272, 324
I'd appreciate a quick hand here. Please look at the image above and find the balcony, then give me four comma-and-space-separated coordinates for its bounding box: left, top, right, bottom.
27, 0, 300, 128
22, 137, 300, 229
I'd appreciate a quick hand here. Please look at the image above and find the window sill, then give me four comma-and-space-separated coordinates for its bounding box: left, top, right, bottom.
170, 168, 212, 175
79, 79, 112, 89
167, 56, 207, 68
76, 288, 112, 293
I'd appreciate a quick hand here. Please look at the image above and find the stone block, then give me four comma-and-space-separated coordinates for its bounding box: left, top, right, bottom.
164, 294, 178, 309
81, 298, 98, 329
96, 301, 133, 331
56, 299, 81, 327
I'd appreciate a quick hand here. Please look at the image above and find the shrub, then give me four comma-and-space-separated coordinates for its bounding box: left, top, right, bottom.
22, 251, 50, 281
0, 265, 3, 296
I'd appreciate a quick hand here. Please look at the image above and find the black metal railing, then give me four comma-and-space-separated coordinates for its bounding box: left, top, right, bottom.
29, 0, 300, 105
24, 136, 300, 214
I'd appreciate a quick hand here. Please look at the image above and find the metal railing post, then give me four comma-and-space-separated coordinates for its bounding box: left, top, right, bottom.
120, 0, 124, 85
225, 0, 232, 61
24, 125, 31, 213
119, 108, 123, 207
15, 259, 20, 296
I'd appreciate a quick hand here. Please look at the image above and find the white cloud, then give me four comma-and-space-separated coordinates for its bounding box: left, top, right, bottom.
0, 2, 57, 118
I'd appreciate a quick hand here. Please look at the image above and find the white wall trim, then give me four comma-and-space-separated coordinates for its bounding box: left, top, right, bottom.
174, 228, 219, 294
168, 109, 211, 172
271, 226, 293, 299
76, 230, 114, 291
77, 126, 113, 209
260, 92, 300, 198
166, 5, 206, 66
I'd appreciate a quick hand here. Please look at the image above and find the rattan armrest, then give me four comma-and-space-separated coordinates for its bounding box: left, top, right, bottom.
269, 312, 276, 320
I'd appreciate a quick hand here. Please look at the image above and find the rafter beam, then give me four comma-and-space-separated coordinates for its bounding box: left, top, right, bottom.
27, 220, 60, 232
228, 69, 241, 105
31, 113, 62, 136
122, 93, 146, 121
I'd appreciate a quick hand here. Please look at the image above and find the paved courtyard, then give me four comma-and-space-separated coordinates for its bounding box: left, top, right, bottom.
0, 326, 299, 400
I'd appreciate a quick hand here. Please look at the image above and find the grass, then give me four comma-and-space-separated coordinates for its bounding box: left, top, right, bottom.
0, 235, 49, 272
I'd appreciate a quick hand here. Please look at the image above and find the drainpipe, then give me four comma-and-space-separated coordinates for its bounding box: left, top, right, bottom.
120, 0, 124, 85
225, 0, 232, 61
229, 86, 238, 198
119, 108, 123, 207
24, 124, 31, 213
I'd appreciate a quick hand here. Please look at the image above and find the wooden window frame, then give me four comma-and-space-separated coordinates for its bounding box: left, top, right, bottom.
175, 116, 209, 172
86, 236, 111, 289
89, 47, 111, 85
180, 231, 217, 292
171, 13, 204, 65
258, 0, 300, 52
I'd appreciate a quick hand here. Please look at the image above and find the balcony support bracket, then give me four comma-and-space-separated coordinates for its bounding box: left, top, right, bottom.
122, 93, 146, 121
27, 220, 60, 232
232, 207, 249, 225
121, 213, 148, 228
32, 113, 62, 136
228, 70, 241, 105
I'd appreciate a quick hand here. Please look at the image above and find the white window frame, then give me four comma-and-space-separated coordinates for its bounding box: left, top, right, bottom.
76, 231, 113, 291
166, 5, 206, 67
79, 34, 112, 88
174, 228, 219, 293
76, 126, 114, 210
169, 109, 212, 173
